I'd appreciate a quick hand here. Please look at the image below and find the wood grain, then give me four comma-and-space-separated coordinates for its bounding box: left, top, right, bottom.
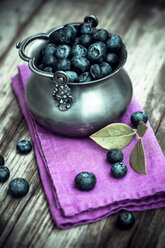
0, 0, 165, 247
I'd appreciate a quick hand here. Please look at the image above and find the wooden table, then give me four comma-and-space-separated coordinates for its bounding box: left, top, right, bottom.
0, 0, 165, 247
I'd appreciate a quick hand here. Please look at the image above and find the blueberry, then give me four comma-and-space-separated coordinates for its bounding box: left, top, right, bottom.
111, 162, 127, 179
65, 71, 79, 83
106, 34, 122, 52
88, 42, 107, 63
56, 44, 71, 59
50, 26, 75, 45
0, 155, 5, 166
38, 64, 45, 71
0, 166, 10, 183
16, 140, 32, 155
106, 53, 119, 65
71, 44, 87, 57
79, 34, 93, 48
79, 72, 92, 83
43, 67, 53, 73
79, 22, 93, 35
94, 29, 109, 42
64, 24, 77, 38
117, 211, 135, 229
71, 56, 90, 73
9, 178, 30, 198
107, 149, 124, 163
90, 64, 103, 80
75, 172, 96, 191
100, 62, 112, 77
42, 54, 57, 68
72, 37, 80, 47
131, 111, 148, 127
41, 43, 56, 56
57, 59, 71, 71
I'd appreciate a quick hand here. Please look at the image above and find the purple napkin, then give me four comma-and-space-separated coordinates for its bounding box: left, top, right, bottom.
12, 65, 165, 229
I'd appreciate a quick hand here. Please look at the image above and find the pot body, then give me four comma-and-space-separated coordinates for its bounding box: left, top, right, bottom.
25, 68, 133, 137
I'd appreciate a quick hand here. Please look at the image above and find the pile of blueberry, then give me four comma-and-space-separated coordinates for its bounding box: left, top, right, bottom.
37, 22, 123, 83
0, 140, 32, 198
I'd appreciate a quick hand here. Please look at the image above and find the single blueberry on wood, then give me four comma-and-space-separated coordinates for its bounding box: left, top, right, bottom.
79, 72, 92, 82
71, 44, 87, 57
42, 54, 57, 68
106, 34, 122, 52
88, 42, 107, 63
100, 62, 112, 77
90, 64, 103, 80
94, 29, 109, 42
56, 44, 71, 59
57, 59, 71, 71
75, 172, 96, 191
111, 162, 127, 179
71, 55, 90, 73
131, 111, 148, 127
107, 149, 124, 164
0, 166, 10, 183
0, 155, 5, 166
79, 22, 93, 35
41, 43, 56, 56
79, 34, 93, 48
16, 140, 32, 155
117, 211, 135, 229
106, 53, 119, 65
9, 178, 30, 198
65, 71, 79, 83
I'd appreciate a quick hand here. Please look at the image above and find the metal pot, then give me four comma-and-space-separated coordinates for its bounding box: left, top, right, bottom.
16, 15, 133, 137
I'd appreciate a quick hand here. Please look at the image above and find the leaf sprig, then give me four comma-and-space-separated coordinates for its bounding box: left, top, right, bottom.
90, 121, 148, 175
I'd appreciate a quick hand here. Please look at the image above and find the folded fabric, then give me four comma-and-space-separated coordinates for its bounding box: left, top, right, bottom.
12, 65, 165, 229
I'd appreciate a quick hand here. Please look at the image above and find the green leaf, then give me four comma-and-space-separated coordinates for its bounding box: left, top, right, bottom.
130, 138, 147, 175
90, 123, 136, 150
137, 121, 148, 138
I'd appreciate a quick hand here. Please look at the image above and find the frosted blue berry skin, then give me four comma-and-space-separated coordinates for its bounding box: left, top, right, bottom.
100, 62, 112, 77
71, 56, 90, 73
71, 44, 87, 57
106, 53, 119, 65
79, 72, 92, 83
117, 211, 135, 229
41, 43, 56, 56
0, 155, 5, 166
88, 42, 107, 63
111, 162, 127, 179
42, 54, 57, 68
9, 178, 30, 198
90, 64, 103, 80
79, 22, 93, 35
65, 71, 79, 83
0, 166, 10, 183
43, 67, 53, 73
50, 26, 75, 45
38, 64, 45, 71
64, 24, 77, 38
16, 140, 32, 155
94, 29, 109, 42
75, 172, 96, 191
56, 45, 71, 59
106, 34, 122, 52
131, 111, 148, 127
57, 59, 71, 71
107, 149, 124, 164
79, 34, 93, 48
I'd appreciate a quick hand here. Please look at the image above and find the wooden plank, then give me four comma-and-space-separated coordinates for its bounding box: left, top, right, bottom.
0, 0, 165, 247
0, 0, 46, 59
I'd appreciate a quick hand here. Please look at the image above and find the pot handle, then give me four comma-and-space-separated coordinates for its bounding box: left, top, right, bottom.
16, 33, 49, 62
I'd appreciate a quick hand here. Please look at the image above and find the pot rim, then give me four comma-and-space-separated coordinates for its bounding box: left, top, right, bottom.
17, 22, 127, 86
